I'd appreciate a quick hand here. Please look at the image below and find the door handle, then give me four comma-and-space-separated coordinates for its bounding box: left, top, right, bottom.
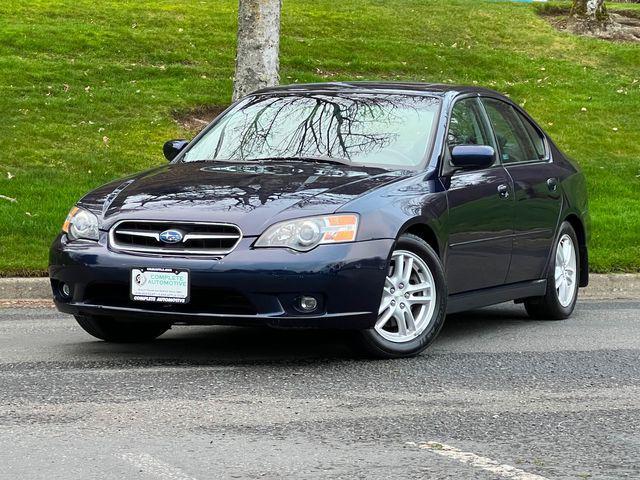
547, 177, 558, 191
497, 184, 510, 198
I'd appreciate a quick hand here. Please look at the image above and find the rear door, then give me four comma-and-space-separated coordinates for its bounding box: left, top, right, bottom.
442, 97, 514, 294
480, 97, 563, 283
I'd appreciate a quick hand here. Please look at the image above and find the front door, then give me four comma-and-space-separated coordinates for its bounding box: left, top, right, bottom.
441, 97, 514, 294
481, 98, 563, 283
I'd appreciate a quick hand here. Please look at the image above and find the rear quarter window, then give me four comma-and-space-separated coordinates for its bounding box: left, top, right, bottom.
482, 98, 545, 164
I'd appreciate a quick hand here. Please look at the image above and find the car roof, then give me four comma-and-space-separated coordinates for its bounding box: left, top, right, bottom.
252, 81, 506, 99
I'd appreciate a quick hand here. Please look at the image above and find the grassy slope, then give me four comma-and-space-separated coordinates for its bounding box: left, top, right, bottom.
0, 0, 638, 275
609, 2, 640, 11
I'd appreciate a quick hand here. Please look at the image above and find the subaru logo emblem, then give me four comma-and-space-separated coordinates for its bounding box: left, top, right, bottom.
159, 229, 183, 244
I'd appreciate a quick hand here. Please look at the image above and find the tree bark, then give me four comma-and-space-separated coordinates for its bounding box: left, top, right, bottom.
571, 0, 608, 22
232, 0, 282, 101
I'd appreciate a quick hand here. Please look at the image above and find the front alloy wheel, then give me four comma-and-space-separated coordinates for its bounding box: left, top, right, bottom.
354, 234, 447, 358
375, 250, 437, 343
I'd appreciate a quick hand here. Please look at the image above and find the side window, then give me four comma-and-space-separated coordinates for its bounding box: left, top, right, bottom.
516, 111, 546, 160
448, 98, 492, 149
482, 99, 540, 164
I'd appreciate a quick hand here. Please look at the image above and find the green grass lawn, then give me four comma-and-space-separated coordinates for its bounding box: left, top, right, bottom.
1, 0, 638, 275
607, 2, 640, 11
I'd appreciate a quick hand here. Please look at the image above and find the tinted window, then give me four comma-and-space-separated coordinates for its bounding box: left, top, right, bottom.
516, 111, 546, 160
482, 99, 540, 164
183, 93, 441, 169
447, 98, 492, 150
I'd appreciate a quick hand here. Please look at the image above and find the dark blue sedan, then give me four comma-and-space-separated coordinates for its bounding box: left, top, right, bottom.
49, 82, 589, 358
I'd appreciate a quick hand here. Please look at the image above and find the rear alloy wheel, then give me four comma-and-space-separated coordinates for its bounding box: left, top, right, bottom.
524, 221, 579, 320
554, 234, 578, 308
354, 234, 447, 358
75, 315, 170, 342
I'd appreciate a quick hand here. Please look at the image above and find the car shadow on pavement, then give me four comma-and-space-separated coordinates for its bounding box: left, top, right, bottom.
439, 302, 533, 343
66, 325, 356, 364
61, 303, 535, 365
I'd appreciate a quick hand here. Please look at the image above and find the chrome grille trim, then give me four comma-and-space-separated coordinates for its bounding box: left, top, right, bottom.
182, 233, 241, 241
116, 229, 161, 241
109, 220, 242, 256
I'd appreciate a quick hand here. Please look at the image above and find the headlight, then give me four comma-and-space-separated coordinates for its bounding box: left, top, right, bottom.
255, 214, 359, 251
62, 207, 100, 241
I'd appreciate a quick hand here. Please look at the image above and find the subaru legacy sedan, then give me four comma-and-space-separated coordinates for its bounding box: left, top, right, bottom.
50, 82, 589, 358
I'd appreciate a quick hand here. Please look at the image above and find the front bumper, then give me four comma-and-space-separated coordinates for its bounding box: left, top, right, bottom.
49, 234, 393, 329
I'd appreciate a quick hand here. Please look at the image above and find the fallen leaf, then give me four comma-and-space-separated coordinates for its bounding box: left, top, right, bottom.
102, 136, 110, 145
7, 172, 14, 180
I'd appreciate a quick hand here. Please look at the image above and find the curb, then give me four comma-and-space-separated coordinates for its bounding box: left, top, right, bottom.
580, 273, 640, 300
0, 278, 51, 300
0, 274, 638, 302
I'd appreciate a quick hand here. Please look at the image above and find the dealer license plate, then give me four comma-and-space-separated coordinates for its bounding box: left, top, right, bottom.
130, 268, 190, 303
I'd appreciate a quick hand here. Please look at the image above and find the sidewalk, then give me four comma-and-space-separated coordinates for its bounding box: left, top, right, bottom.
1, 274, 638, 302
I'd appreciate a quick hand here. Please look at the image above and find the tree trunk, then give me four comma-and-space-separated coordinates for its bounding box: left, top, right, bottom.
571, 0, 608, 22
232, 0, 281, 101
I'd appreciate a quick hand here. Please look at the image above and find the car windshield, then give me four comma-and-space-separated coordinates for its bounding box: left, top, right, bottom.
182, 93, 440, 169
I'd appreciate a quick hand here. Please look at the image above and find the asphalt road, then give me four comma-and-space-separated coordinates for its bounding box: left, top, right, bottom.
0, 300, 638, 480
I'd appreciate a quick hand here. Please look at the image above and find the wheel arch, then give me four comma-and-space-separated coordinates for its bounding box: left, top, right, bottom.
564, 213, 589, 287
400, 222, 441, 258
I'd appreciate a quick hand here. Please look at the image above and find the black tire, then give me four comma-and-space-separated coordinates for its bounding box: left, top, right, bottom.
74, 315, 170, 342
524, 221, 580, 320
353, 233, 447, 359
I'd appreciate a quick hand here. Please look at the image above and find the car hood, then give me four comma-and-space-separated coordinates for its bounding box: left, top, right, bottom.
80, 161, 412, 236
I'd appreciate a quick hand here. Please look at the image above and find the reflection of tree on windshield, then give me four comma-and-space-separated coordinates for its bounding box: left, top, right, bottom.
185, 94, 439, 168
232, 95, 397, 160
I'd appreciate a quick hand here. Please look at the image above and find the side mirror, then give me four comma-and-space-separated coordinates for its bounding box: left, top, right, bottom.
163, 139, 189, 161
450, 145, 495, 170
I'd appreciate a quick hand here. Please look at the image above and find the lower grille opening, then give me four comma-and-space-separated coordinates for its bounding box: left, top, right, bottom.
83, 283, 257, 315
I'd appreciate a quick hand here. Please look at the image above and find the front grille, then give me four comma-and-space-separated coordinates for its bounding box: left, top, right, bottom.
109, 220, 242, 255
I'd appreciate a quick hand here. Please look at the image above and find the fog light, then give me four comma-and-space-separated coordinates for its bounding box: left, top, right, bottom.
297, 296, 318, 312
61, 283, 71, 298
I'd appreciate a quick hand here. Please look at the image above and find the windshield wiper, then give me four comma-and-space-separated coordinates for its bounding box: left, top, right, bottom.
247, 156, 352, 167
